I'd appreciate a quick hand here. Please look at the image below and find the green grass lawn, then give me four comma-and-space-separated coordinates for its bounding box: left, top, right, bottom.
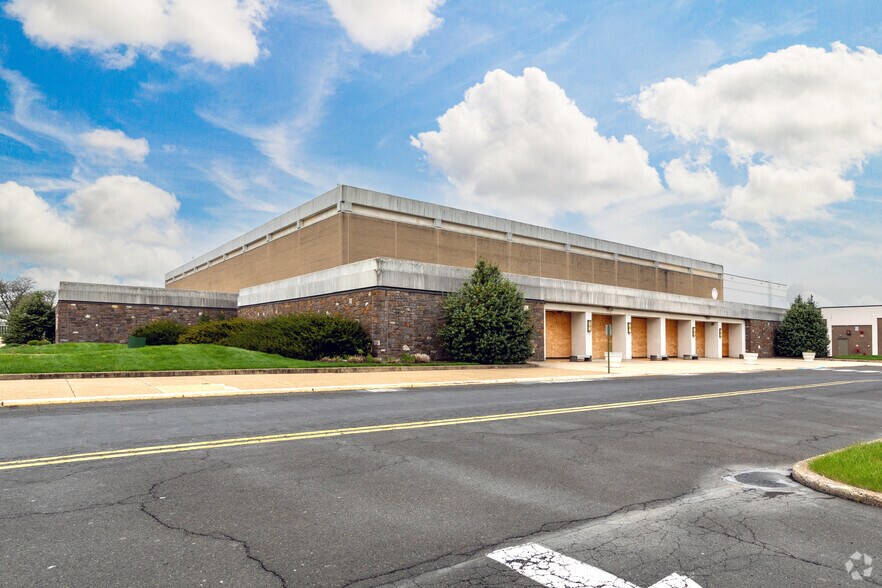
0, 343, 467, 374
809, 440, 882, 493
833, 355, 882, 360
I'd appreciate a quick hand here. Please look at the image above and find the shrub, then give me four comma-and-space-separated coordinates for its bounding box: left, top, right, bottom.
4, 292, 55, 345
413, 353, 431, 363
179, 317, 250, 344
439, 260, 535, 364
774, 295, 830, 357
219, 313, 370, 360
26, 339, 51, 346
131, 319, 188, 346
399, 353, 416, 363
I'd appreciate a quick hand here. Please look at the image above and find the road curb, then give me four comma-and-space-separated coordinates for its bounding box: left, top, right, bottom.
0, 375, 607, 407
792, 458, 882, 507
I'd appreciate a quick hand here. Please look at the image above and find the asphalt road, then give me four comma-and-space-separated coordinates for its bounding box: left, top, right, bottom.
1, 367, 881, 587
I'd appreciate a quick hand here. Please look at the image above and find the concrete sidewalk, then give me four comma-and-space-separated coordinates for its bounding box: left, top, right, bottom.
0, 357, 876, 407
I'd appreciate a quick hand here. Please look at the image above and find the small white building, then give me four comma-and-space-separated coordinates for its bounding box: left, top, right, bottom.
821, 305, 882, 357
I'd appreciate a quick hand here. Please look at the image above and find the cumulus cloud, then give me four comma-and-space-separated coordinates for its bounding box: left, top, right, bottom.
4, 0, 271, 68
0, 176, 185, 286
328, 0, 443, 54
412, 67, 663, 223
663, 156, 723, 203
80, 129, 149, 162
1, 67, 151, 169
658, 220, 761, 269
636, 43, 882, 224
726, 164, 853, 224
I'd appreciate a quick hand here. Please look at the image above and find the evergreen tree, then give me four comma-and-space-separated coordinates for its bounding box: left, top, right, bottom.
774, 295, 830, 357
439, 260, 535, 364
5, 292, 56, 344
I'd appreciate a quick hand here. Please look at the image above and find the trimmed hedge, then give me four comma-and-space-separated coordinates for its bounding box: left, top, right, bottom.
218, 314, 370, 360
131, 319, 189, 346
131, 314, 370, 359
179, 317, 251, 344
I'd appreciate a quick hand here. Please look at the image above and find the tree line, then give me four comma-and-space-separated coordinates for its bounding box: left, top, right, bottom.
0, 277, 56, 344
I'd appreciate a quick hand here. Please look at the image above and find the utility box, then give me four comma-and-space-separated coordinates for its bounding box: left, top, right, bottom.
127, 336, 146, 349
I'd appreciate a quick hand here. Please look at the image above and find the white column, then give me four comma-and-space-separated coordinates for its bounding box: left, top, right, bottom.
612, 314, 632, 359
646, 317, 666, 358
571, 311, 589, 357
585, 311, 593, 358
728, 322, 745, 358
706, 321, 723, 358
678, 319, 696, 358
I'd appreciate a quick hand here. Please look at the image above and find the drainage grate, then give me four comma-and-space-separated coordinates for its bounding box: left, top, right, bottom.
724, 468, 801, 492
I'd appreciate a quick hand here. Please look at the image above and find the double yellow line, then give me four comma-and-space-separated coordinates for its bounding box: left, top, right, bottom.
0, 379, 874, 471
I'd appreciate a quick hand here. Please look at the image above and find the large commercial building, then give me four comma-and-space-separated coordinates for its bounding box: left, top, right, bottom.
56, 185, 788, 360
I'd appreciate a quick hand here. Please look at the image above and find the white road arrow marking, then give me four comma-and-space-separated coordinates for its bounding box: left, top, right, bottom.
487, 543, 703, 588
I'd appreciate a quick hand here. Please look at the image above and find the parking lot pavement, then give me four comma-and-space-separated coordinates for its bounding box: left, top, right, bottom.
1, 369, 880, 587
399, 468, 882, 587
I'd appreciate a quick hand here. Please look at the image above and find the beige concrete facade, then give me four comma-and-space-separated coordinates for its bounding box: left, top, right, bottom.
167, 186, 724, 300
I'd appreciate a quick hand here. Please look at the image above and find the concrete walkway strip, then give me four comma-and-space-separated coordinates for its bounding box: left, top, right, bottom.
0, 358, 877, 407
487, 542, 702, 588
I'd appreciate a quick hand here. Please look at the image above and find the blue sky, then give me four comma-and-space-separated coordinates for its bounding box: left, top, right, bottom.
1, 0, 881, 304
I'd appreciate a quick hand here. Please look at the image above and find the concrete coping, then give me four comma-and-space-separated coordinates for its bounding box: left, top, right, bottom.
58, 282, 238, 308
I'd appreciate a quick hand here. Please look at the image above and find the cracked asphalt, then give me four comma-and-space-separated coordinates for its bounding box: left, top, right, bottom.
1, 368, 880, 587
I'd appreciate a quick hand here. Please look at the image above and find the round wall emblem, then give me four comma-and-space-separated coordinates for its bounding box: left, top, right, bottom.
711, 287, 719, 300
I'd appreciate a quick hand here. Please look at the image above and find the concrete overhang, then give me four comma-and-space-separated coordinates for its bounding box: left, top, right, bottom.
58, 282, 238, 309
238, 258, 785, 322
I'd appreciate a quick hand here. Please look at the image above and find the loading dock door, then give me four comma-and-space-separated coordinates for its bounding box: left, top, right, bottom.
666, 319, 679, 358
631, 317, 647, 358
545, 311, 572, 359
695, 322, 706, 357
592, 314, 612, 359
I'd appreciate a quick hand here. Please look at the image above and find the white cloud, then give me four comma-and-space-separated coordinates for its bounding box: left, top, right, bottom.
636, 43, 882, 225
80, 129, 149, 162
725, 164, 853, 224
0, 176, 185, 286
658, 220, 761, 269
412, 67, 663, 223
4, 0, 271, 68
208, 161, 284, 213
662, 156, 723, 203
328, 0, 443, 54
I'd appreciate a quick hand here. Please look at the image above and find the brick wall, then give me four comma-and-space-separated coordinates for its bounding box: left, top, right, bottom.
56, 302, 236, 344
744, 319, 780, 357
239, 287, 546, 361
831, 324, 873, 356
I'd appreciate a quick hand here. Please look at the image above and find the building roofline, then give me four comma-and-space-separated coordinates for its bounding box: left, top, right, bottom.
166, 184, 725, 282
